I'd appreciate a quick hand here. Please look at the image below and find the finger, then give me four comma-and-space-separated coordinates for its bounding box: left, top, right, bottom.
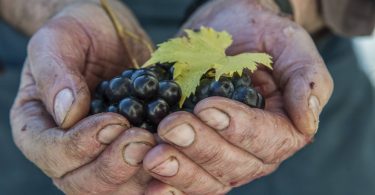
157, 112, 274, 186
195, 97, 308, 164
146, 180, 185, 195
257, 5, 333, 135
11, 74, 129, 177
144, 144, 229, 195
183, 0, 333, 135
54, 128, 155, 195
270, 25, 333, 135
28, 24, 92, 128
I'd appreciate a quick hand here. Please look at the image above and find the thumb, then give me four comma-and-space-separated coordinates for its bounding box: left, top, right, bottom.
27, 18, 92, 129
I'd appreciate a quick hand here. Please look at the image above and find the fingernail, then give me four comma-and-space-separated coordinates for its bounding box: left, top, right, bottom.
163, 124, 195, 147
123, 142, 152, 166
54, 88, 74, 125
197, 108, 230, 130
308, 95, 320, 134
97, 125, 126, 144
151, 157, 179, 177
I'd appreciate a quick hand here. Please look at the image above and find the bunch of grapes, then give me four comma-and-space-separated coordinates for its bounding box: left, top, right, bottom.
90, 63, 265, 133
182, 70, 265, 112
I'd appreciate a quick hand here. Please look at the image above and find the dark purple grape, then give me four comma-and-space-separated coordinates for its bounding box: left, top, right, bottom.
148, 66, 169, 80
121, 69, 135, 79
256, 92, 265, 109
168, 66, 175, 80
209, 77, 234, 98
119, 97, 145, 126
107, 104, 119, 113
105, 77, 132, 102
94, 80, 109, 99
131, 69, 157, 80
139, 122, 157, 133
196, 78, 213, 101
169, 105, 181, 113
132, 75, 159, 100
157, 63, 174, 70
158, 81, 181, 106
90, 99, 106, 114
147, 99, 170, 124
233, 72, 252, 88
182, 95, 198, 110
181, 108, 194, 113
232, 87, 258, 108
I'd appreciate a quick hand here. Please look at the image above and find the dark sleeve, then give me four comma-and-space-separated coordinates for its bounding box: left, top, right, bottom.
321, 0, 375, 36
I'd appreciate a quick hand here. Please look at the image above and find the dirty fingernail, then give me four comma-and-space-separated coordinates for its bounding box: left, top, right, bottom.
123, 142, 152, 166
54, 88, 74, 126
151, 157, 179, 177
198, 108, 230, 130
163, 124, 195, 147
308, 95, 320, 134
97, 125, 126, 144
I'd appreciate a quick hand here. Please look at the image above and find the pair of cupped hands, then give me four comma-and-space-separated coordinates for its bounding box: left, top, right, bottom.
10, 0, 333, 194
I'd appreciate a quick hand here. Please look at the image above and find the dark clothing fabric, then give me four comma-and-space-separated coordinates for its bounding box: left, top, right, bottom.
1, 1, 375, 194
321, 0, 375, 36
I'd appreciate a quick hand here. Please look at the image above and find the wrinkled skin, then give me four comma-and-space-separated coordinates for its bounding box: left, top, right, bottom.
10, 2, 157, 194
10, 0, 334, 194
142, 0, 334, 194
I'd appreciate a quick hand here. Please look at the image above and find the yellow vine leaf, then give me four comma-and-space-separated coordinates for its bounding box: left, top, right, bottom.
143, 27, 273, 106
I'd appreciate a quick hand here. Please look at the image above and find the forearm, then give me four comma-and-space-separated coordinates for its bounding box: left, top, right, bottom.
0, 0, 78, 35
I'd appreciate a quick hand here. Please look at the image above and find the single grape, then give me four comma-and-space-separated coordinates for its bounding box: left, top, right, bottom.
196, 78, 213, 101
121, 69, 135, 79
107, 104, 119, 113
182, 95, 198, 110
232, 87, 258, 108
105, 77, 132, 102
90, 99, 106, 114
119, 97, 145, 126
158, 81, 181, 106
131, 68, 157, 80
256, 92, 266, 109
147, 98, 170, 124
169, 105, 181, 113
233, 72, 252, 88
139, 122, 157, 133
132, 75, 159, 100
168, 66, 175, 80
157, 63, 174, 70
181, 108, 194, 113
94, 80, 109, 99
148, 66, 169, 80
209, 77, 234, 98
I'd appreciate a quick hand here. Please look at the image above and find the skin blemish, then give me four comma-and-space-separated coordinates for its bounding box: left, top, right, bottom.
309, 82, 315, 89
21, 125, 27, 132
230, 181, 238, 187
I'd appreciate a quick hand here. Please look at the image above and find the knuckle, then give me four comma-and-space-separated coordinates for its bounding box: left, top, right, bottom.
95, 162, 128, 186
64, 131, 91, 160
94, 153, 135, 187
195, 145, 223, 167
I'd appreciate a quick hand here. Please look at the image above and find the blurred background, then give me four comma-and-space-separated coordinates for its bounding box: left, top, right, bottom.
355, 33, 375, 85
0, 1, 374, 194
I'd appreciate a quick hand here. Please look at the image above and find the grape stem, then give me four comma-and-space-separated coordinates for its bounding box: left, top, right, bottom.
100, 0, 154, 69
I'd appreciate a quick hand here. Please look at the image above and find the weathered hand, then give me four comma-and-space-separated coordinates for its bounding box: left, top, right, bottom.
10, 1, 156, 194
142, 0, 333, 194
